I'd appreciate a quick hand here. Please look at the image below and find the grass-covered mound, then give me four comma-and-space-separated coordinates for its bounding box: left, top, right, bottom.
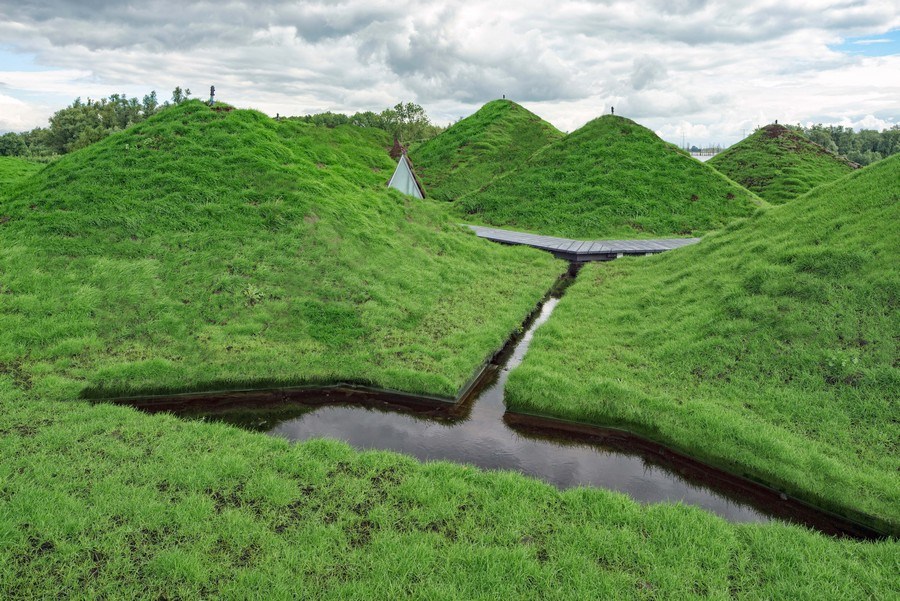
1, 394, 897, 598
457, 115, 764, 239
0, 101, 561, 400
410, 99, 563, 201
0, 157, 41, 198
507, 156, 900, 531
709, 124, 857, 204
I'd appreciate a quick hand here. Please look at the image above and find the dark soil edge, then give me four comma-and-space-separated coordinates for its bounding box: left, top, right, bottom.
503, 411, 893, 540
92, 266, 576, 409
91, 262, 892, 540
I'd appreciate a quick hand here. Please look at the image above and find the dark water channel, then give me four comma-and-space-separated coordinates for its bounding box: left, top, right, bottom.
119, 271, 884, 538
202, 297, 769, 524
292, 298, 767, 522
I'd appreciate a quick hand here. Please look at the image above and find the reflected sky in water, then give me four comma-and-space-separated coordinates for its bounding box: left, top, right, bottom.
251, 298, 768, 523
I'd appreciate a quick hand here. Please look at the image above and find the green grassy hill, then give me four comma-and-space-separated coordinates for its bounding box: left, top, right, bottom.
410, 99, 563, 201
709, 124, 857, 204
0, 101, 561, 401
458, 115, 764, 239
1, 393, 896, 599
0, 156, 42, 198
1, 103, 896, 598
507, 155, 900, 531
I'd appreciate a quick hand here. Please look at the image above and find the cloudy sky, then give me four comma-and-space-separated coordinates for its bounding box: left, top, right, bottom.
1, 0, 899, 146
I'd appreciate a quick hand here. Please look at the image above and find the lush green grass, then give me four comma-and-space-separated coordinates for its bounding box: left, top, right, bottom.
507, 156, 900, 531
2, 393, 897, 599
0, 157, 41, 199
410, 99, 563, 201
709, 124, 857, 204
1, 103, 897, 598
0, 101, 562, 400
457, 115, 764, 239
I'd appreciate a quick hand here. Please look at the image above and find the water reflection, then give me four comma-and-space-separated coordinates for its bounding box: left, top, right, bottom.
202, 297, 767, 524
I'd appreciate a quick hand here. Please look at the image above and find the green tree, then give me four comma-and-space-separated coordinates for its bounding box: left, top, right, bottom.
0, 132, 27, 156
349, 111, 386, 129
26, 88, 187, 155
798, 123, 899, 166
379, 102, 442, 143
45, 95, 142, 153
296, 103, 444, 143
19, 128, 53, 157
142, 91, 159, 116
299, 111, 352, 128
170, 87, 192, 105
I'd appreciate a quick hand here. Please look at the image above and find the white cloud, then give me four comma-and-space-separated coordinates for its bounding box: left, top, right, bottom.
0, 92, 51, 131
0, 0, 898, 144
0, 69, 96, 94
811, 113, 899, 131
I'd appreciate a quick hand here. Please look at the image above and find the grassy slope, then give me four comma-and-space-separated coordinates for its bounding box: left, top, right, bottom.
0, 157, 41, 199
709, 124, 856, 204
0, 101, 561, 400
457, 115, 764, 239
1, 393, 897, 599
410, 99, 563, 201
1, 106, 896, 598
507, 156, 900, 530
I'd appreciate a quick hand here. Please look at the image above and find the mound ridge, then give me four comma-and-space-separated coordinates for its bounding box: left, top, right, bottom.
0, 101, 560, 399
410, 99, 563, 201
508, 155, 900, 529
709, 124, 856, 204
458, 115, 763, 239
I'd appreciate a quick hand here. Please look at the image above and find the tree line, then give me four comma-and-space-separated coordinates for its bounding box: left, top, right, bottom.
795, 123, 900, 166
690, 125, 900, 165
0, 87, 193, 159
293, 101, 445, 144
0, 92, 443, 160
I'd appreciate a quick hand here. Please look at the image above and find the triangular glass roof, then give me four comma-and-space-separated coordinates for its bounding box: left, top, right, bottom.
387, 154, 425, 199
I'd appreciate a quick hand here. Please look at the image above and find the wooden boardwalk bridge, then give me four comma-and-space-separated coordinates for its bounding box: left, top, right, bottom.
466, 225, 701, 262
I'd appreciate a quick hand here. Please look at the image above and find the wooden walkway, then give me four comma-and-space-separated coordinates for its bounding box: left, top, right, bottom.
466, 225, 701, 262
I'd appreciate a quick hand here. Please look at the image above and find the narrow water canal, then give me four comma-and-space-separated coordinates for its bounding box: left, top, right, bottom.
185, 286, 774, 525
117, 267, 884, 537
117, 266, 886, 539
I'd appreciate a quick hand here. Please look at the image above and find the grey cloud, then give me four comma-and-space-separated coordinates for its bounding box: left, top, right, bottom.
5, 1, 898, 55
350, 7, 588, 103
542, 1, 899, 46
0, 1, 402, 51
1, 0, 898, 143
289, 3, 405, 42
0, 0, 583, 104
618, 91, 705, 119
630, 57, 667, 90
648, 0, 710, 15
